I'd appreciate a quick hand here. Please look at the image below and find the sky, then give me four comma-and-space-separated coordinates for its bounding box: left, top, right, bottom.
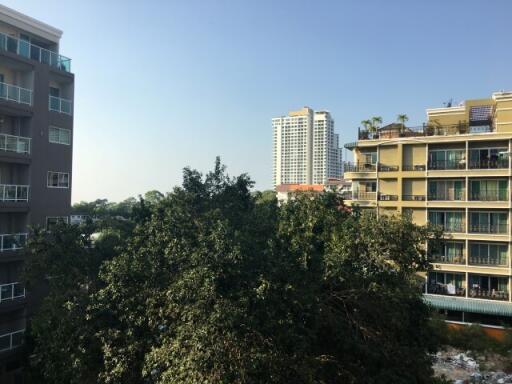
3, 0, 512, 202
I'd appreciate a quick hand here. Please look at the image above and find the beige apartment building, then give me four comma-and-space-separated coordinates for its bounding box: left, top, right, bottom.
344, 92, 512, 326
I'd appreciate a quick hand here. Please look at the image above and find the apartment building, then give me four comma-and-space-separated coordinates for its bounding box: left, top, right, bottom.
344, 92, 512, 327
272, 107, 342, 187
0, 5, 73, 381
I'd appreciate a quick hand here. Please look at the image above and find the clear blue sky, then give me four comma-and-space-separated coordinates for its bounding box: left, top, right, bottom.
3, 0, 512, 202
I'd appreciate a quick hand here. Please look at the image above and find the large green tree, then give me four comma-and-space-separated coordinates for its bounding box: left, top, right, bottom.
25, 158, 441, 384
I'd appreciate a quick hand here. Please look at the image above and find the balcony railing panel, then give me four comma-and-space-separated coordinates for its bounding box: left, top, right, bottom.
469, 224, 508, 234
378, 164, 399, 172
469, 257, 507, 267
469, 192, 508, 201
0, 82, 32, 105
403, 165, 426, 171
0, 32, 71, 72
468, 289, 509, 301
0, 233, 27, 252
0, 133, 30, 154
427, 283, 465, 297
344, 162, 376, 172
0, 282, 25, 302
0, 329, 24, 352
49, 96, 72, 115
428, 192, 465, 201
378, 194, 398, 201
352, 192, 377, 201
469, 159, 508, 169
0, 185, 29, 202
402, 195, 426, 201
430, 254, 465, 264
428, 160, 466, 170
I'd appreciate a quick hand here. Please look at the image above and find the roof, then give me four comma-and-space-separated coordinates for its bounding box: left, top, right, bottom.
424, 294, 512, 317
275, 184, 324, 193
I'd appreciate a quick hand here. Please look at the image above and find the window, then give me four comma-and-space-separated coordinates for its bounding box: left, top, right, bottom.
470, 179, 507, 201
49, 126, 71, 145
47, 171, 69, 188
469, 211, 508, 234
469, 243, 507, 266
46, 216, 69, 229
428, 211, 465, 232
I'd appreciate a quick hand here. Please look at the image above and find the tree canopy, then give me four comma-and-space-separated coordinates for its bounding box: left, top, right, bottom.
25, 158, 441, 384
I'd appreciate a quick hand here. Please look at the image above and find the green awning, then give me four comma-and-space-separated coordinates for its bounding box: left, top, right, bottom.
424, 294, 512, 317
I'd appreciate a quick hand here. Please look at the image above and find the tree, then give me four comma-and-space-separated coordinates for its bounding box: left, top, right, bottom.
397, 114, 409, 133
25, 159, 442, 384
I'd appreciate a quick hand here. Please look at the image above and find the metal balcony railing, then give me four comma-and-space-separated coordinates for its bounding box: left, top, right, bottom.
344, 162, 376, 172
378, 164, 399, 172
0, 185, 29, 202
0, 31, 71, 72
469, 191, 508, 201
468, 288, 509, 301
431, 222, 465, 233
0, 233, 27, 252
469, 223, 508, 234
402, 195, 426, 201
0, 282, 25, 303
352, 192, 377, 201
0, 82, 32, 105
469, 256, 507, 267
0, 133, 30, 154
429, 254, 465, 264
428, 160, 466, 170
49, 96, 72, 115
0, 329, 24, 352
378, 194, 398, 201
402, 165, 426, 171
340, 191, 352, 200
428, 192, 465, 201
469, 159, 508, 169
427, 283, 465, 297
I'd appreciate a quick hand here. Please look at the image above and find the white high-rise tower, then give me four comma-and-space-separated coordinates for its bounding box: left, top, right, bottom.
272, 107, 342, 187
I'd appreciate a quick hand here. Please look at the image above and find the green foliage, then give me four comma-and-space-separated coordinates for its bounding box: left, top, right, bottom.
26, 158, 442, 384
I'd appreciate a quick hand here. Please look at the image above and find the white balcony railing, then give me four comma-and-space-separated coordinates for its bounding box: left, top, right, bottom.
0, 329, 24, 352
0, 31, 71, 72
49, 96, 72, 115
0, 133, 30, 154
0, 282, 25, 303
0, 82, 32, 105
0, 233, 27, 252
0, 185, 29, 202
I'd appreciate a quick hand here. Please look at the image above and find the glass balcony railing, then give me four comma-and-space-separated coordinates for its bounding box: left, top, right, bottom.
0, 282, 25, 303
469, 223, 508, 234
0, 82, 32, 105
0, 233, 27, 252
0, 185, 29, 202
0, 329, 24, 352
0, 32, 71, 72
0, 133, 30, 154
49, 96, 72, 115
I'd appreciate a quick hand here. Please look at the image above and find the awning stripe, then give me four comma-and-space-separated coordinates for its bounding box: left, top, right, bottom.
424, 294, 512, 317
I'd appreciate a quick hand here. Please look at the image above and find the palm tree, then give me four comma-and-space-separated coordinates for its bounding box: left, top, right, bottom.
397, 114, 409, 134
361, 119, 372, 131
370, 116, 382, 137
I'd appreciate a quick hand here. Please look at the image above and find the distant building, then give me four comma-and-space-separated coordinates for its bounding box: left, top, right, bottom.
276, 179, 351, 203
272, 107, 342, 187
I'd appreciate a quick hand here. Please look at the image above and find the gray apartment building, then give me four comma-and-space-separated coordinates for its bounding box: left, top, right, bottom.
0, 5, 73, 382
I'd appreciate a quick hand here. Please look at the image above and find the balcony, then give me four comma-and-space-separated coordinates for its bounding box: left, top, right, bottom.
469, 223, 508, 234
0, 233, 27, 252
352, 191, 376, 201
0, 32, 71, 73
0, 329, 24, 353
428, 160, 466, 170
49, 96, 72, 115
344, 162, 376, 172
0, 282, 25, 303
340, 191, 352, 200
0, 82, 32, 106
402, 195, 426, 201
0, 133, 30, 155
469, 159, 508, 169
0, 185, 29, 202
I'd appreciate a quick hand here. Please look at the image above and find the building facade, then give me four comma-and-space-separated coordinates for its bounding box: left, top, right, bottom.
0, 5, 73, 381
344, 92, 512, 326
272, 107, 342, 187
